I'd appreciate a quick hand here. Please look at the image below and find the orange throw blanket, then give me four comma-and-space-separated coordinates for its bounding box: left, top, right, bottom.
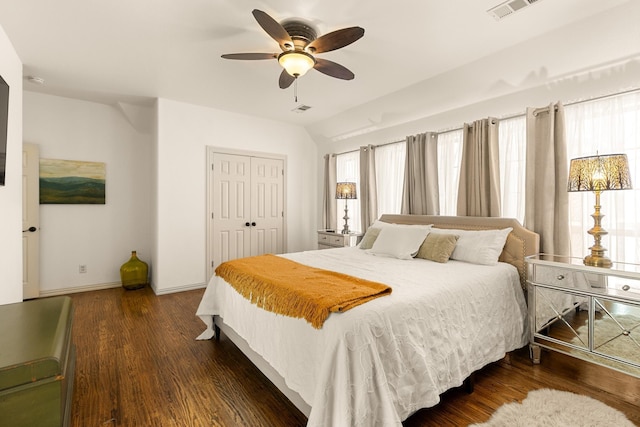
215, 254, 392, 329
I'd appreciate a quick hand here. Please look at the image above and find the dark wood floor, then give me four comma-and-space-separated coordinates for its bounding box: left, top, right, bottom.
68, 287, 640, 426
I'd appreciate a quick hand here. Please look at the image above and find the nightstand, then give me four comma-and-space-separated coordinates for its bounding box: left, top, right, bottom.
526, 254, 640, 377
317, 230, 363, 249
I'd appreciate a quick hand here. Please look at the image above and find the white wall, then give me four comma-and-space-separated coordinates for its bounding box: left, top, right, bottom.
154, 98, 317, 294
23, 92, 153, 295
310, 1, 640, 154
0, 25, 23, 304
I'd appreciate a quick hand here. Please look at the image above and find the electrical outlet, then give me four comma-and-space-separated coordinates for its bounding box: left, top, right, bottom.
79, 265, 87, 274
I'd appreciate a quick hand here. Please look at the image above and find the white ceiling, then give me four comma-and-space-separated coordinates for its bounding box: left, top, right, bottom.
0, 0, 629, 128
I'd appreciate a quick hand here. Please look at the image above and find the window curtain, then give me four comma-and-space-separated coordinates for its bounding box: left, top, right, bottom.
457, 118, 501, 217
565, 92, 640, 264
524, 102, 570, 255
401, 132, 440, 215
359, 145, 378, 231
322, 154, 337, 230
375, 142, 406, 217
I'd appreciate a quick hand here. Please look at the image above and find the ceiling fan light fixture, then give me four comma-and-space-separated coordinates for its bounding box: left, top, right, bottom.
278, 51, 315, 77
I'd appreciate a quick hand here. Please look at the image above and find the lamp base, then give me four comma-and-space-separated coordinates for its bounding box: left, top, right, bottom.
583, 189, 612, 269
583, 253, 612, 268
341, 202, 350, 234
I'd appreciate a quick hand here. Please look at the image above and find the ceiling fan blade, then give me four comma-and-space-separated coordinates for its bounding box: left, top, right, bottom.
279, 69, 295, 89
221, 53, 278, 61
221, 53, 277, 60
252, 9, 293, 48
314, 58, 355, 80
307, 27, 364, 54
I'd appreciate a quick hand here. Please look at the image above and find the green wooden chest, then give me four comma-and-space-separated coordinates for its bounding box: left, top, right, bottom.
0, 296, 75, 427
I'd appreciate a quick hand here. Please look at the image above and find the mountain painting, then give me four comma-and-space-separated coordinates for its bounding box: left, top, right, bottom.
40, 159, 106, 204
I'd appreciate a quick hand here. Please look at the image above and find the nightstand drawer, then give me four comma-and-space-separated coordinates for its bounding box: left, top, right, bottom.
317, 230, 362, 249
531, 265, 589, 289
607, 276, 640, 298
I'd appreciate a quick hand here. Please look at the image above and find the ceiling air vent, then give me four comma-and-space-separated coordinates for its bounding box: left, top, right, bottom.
488, 0, 542, 21
291, 104, 312, 113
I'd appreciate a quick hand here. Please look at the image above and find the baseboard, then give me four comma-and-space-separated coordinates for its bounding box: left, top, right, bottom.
38, 282, 122, 297
151, 282, 207, 295
38, 281, 207, 298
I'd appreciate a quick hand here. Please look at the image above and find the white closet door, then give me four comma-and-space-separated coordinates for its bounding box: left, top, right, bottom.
250, 157, 284, 256
209, 150, 285, 277
211, 153, 252, 268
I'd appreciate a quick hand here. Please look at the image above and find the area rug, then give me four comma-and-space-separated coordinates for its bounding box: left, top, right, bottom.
469, 389, 635, 427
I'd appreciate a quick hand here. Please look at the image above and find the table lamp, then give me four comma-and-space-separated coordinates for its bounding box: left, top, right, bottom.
567, 153, 632, 268
336, 182, 357, 234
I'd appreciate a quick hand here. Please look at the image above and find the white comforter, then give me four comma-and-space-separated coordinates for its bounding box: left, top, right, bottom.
196, 247, 529, 426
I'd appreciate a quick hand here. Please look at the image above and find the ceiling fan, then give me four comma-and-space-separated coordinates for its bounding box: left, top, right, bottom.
221, 9, 365, 90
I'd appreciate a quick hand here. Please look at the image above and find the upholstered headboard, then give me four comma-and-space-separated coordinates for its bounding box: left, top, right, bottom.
378, 215, 540, 288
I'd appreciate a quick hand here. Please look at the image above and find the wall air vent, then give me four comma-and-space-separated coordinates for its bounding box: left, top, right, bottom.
488, 0, 542, 21
291, 104, 312, 113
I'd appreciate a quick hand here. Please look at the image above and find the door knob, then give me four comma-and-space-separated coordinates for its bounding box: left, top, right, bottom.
251, 222, 256, 227
245, 222, 251, 227
22, 226, 37, 233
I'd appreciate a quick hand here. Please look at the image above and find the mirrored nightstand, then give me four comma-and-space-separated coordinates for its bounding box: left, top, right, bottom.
526, 254, 640, 377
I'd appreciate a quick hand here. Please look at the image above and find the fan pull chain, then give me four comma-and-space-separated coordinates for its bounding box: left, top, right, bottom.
294, 77, 298, 103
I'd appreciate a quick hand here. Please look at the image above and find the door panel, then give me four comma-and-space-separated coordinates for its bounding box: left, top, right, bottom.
211, 153, 251, 269
250, 157, 284, 257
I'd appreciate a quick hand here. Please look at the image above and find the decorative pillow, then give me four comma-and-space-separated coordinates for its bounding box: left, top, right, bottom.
415, 233, 459, 263
430, 227, 513, 265
359, 227, 382, 250
367, 225, 430, 260
358, 220, 431, 249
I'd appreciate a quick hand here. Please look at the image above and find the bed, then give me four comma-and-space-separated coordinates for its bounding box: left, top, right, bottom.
196, 214, 539, 426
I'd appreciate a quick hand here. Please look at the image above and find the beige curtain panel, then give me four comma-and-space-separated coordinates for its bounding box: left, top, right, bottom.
401, 132, 440, 215
457, 118, 501, 217
322, 153, 337, 230
359, 145, 378, 231
524, 102, 570, 255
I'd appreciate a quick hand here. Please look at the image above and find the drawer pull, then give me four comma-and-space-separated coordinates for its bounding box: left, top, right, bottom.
556, 275, 565, 280
622, 284, 631, 291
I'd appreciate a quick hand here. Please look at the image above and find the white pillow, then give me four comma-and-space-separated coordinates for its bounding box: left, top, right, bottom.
430, 227, 512, 265
367, 225, 430, 260
358, 220, 432, 249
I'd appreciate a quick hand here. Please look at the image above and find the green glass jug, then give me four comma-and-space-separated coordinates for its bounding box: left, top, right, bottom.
120, 251, 148, 290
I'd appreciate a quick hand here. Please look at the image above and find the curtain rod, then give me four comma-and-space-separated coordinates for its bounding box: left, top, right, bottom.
333, 139, 405, 156
331, 86, 640, 156
532, 86, 640, 116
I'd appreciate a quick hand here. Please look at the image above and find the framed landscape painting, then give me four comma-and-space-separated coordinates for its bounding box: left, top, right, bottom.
40, 159, 106, 204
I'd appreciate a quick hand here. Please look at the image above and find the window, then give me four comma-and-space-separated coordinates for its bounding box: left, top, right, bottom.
437, 130, 463, 215
498, 116, 526, 223
375, 142, 406, 217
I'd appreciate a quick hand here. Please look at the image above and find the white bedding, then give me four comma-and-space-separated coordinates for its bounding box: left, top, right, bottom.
196, 247, 529, 426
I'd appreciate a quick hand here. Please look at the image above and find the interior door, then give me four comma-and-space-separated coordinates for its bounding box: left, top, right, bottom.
211, 152, 252, 269
22, 143, 40, 299
250, 157, 284, 256
208, 149, 286, 280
